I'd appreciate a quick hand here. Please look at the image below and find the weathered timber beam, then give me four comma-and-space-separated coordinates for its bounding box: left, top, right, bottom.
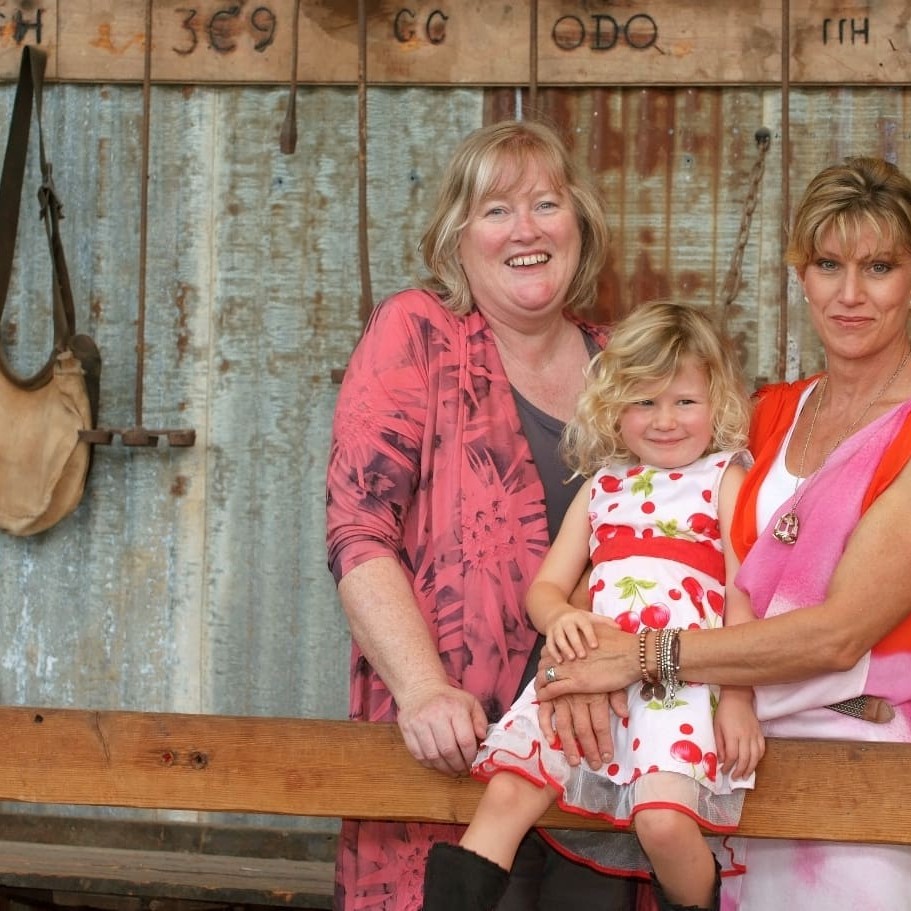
0, 1, 908, 86
0, 706, 905, 845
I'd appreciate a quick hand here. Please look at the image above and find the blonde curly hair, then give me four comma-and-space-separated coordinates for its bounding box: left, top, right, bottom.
562, 301, 751, 477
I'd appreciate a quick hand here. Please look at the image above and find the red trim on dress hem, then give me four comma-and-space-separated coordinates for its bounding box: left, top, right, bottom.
536, 826, 747, 880
473, 748, 748, 878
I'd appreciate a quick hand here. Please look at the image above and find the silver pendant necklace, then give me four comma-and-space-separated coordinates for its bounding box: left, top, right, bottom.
772, 348, 911, 545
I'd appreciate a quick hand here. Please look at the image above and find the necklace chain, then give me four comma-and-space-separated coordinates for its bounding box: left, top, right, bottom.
773, 347, 911, 545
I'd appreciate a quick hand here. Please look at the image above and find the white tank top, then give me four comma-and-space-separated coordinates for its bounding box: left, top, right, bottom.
755, 381, 818, 532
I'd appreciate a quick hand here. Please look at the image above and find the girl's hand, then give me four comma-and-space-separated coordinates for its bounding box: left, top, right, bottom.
714, 686, 765, 780
546, 610, 600, 662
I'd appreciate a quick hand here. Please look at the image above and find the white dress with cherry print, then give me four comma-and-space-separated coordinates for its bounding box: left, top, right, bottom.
472, 451, 752, 878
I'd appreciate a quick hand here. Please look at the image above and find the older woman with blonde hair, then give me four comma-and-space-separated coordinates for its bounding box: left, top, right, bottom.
326, 119, 638, 910
535, 156, 911, 909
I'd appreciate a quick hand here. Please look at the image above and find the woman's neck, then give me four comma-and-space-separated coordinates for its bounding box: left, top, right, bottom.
823, 342, 911, 415
490, 314, 590, 422
788, 342, 911, 477
488, 311, 574, 371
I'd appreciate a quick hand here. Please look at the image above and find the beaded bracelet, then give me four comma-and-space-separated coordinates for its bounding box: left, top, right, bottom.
656, 628, 670, 700
656, 627, 682, 709
639, 629, 667, 703
637, 628, 650, 682
638, 628, 655, 701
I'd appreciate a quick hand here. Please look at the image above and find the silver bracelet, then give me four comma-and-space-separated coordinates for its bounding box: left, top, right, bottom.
657, 627, 682, 709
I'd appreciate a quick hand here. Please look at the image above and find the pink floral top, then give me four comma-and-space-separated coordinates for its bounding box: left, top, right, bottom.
325, 288, 606, 909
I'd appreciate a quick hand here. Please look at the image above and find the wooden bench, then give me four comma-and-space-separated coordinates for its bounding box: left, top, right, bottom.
0, 706, 908, 907
0, 811, 336, 909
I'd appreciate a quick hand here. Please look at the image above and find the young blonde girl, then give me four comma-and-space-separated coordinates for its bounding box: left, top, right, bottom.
423, 301, 764, 911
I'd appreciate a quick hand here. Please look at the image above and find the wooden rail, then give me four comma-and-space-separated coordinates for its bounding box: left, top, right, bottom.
1, 706, 908, 846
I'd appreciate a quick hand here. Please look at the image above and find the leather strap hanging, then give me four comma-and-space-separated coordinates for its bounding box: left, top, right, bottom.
528, 0, 538, 115
357, 0, 373, 328
82, 0, 195, 448
0, 46, 98, 413
280, 0, 301, 154
329, 1, 374, 380
777, 0, 792, 380
0, 46, 101, 535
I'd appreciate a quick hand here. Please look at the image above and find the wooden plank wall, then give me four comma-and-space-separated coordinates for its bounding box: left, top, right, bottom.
1, 2, 910, 835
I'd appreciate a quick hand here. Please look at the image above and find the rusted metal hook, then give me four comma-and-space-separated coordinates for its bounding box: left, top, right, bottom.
80, 427, 196, 448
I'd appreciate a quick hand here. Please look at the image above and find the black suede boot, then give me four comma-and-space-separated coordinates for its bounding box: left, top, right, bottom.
422, 842, 509, 911
651, 857, 721, 911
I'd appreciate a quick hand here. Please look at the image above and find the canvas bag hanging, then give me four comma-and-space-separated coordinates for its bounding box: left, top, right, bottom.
0, 46, 101, 536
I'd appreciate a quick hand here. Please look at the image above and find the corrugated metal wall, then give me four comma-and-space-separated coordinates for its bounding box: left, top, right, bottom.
1, 79, 909, 826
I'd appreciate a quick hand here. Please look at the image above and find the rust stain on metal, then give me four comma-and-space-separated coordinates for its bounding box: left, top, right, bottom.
677, 270, 707, 294
96, 138, 108, 211
2, 317, 19, 346
636, 90, 675, 178
594, 248, 625, 325
639, 227, 658, 246
170, 475, 189, 498
588, 92, 624, 172
174, 282, 192, 362
631, 250, 671, 305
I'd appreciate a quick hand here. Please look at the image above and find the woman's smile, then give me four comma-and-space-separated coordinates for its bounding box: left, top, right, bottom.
457, 160, 582, 326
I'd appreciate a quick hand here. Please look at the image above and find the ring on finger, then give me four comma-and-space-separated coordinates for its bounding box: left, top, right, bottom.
545, 665, 558, 684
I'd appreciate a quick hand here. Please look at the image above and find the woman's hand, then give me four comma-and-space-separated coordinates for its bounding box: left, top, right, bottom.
536, 689, 629, 769
338, 558, 488, 777
396, 679, 489, 777
536, 619, 638, 699
535, 623, 632, 769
